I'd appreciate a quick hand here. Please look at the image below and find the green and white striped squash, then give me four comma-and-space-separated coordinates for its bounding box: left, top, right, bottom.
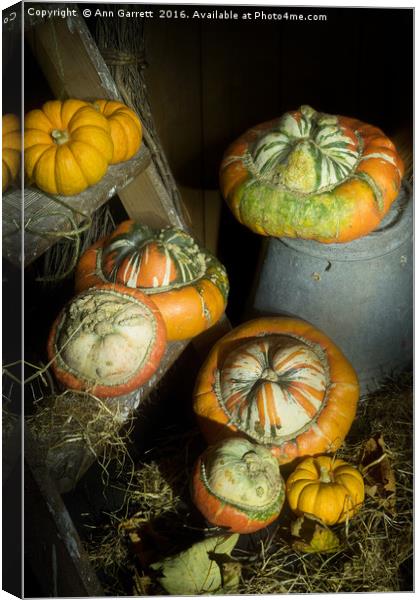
220, 105, 404, 243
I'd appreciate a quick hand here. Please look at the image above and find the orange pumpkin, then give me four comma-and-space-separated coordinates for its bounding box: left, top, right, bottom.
93, 99, 142, 164
220, 105, 404, 243
193, 317, 359, 464
24, 99, 113, 195
286, 455, 365, 525
74, 221, 229, 341
47, 283, 167, 398
2, 114, 21, 192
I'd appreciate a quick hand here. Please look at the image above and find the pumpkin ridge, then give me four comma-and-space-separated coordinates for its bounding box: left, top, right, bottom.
69, 133, 112, 162
55, 145, 88, 193
68, 142, 106, 185
214, 333, 332, 445
25, 144, 52, 178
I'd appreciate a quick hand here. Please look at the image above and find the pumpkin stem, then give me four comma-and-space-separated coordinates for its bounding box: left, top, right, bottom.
319, 465, 333, 483
51, 129, 69, 145
261, 368, 278, 383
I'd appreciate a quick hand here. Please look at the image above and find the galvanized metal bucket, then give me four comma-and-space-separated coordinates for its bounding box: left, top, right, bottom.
250, 183, 413, 395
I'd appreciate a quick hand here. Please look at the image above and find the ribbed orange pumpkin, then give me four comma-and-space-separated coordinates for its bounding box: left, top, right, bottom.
286, 455, 365, 525
24, 99, 113, 195
93, 99, 142, 164
2, 114, 21, 192
47, 283, 167, 398
220, 105, 404, 243
74, 221, 229, 341
193, 317, 359, 464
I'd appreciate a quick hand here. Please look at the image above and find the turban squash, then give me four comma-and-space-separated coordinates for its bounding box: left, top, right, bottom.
286, 455, 365, 525
92, 99, 142, 164
220, 105, 404, 243
24, 99, 113, 195
2, 114, 21, 192
47, 283, 167, 398
193, 317, 359, 464
191, 437, 285, 533
75, 220, 229, 341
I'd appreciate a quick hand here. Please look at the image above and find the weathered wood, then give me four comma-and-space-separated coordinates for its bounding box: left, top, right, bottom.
2, 419, 21, 485
26, 9, 187, 229
33, 340, 188, 494
3, 146, 151, 267
24, 429, 104, 597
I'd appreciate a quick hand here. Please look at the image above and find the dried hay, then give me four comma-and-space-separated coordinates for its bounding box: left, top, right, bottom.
84, 373, 413, 595
2, 362, 21, 443
27, 389, 135, 487
36, 202, 116, 283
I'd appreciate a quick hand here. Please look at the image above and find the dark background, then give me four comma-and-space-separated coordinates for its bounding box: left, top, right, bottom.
22, 6, 414, 325
17, 4, 414, 596
137, 5, 414, 320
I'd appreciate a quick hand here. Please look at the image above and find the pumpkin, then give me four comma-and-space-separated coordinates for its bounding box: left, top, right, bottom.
191, 437, 285, 533
193, 317, 359, 464
286, 455, 365, 525
93, 99, 142, 164
2, 114, 21, 192
47, 283, 167, 398
220, 105, 404, 243
74, 221, 229, 341
24, 99, 114, 195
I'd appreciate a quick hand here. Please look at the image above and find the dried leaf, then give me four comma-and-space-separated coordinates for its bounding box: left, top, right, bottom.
132, 572, 152, 595
291, 515, 342, 554
126, 522, 169, 567
359, 433, 396, 513
150, 534, 239, 595
220, 561, 241, 593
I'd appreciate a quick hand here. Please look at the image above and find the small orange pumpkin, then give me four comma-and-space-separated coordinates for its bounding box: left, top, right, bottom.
74, 221, 229, 341
2, 114, 21, 192
24, 99, 114, 195
193, 317, 359, 464
47, 283, 167, 398
286, 455, 365, 525
93, 99, 142, 164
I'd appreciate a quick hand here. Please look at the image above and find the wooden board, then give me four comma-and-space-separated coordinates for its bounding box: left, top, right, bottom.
24, 429, 104, 597
33, 339, 188, 494
3, 146, 151, 267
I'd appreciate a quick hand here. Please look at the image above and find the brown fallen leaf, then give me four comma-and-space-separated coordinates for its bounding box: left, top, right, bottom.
291, 514, 342, 554
358, 433, 396, 514
221, 561, 242, 592
124, 521, 170, 567
132, 572, 153, 595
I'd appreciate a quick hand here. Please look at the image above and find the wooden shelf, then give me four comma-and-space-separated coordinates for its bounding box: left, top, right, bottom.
2, 145, 151, 268
43, 339, 189, 494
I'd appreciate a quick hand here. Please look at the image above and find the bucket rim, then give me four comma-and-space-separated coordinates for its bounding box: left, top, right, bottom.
278, 181, 413, 262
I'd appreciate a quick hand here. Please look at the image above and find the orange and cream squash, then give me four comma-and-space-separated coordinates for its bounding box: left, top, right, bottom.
47, 283, 167, 398
75, 221, 229, 341
220, 105, 404, 243
193, 317, 359, 464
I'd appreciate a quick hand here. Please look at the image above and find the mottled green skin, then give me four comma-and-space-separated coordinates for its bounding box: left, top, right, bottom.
235, 178, 356, 240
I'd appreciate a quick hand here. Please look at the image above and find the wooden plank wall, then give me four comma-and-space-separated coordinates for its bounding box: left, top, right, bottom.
143, 8, 412, 318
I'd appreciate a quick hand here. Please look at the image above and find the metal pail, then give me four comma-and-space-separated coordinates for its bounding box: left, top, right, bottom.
251, 184, 413, 394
